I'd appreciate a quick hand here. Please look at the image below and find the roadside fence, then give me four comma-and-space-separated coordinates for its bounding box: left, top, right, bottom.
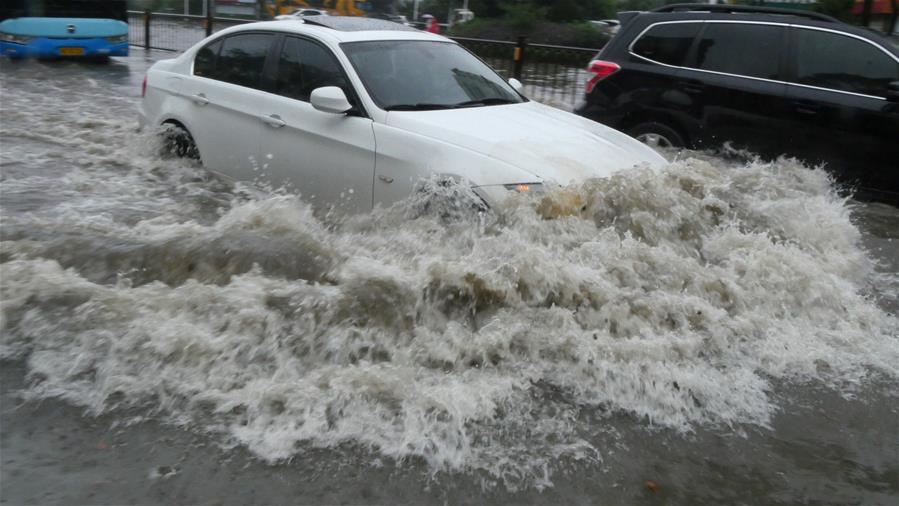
127, 11, 600, 109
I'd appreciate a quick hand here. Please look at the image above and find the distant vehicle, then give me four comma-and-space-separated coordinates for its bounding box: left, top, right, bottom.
452, 9, 475, 25
139, 17, 664, 213
275, 8, 329, 20
595, 18, 620, 34
366, 13, 412, 26
576, 3, 899, 201
0, 0, 128, 60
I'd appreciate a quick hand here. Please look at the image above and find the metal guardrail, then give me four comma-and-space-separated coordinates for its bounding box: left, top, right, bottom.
127, 11, 599, 109
453, 36, 597, 108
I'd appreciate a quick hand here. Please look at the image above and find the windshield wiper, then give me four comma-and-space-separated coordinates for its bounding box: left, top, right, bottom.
384, 103, 457, 111
384, 98, 518, 111
453, 97, 519, 108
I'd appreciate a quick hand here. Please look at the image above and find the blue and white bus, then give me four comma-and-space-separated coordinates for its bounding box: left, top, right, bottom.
0, 0, 128, 59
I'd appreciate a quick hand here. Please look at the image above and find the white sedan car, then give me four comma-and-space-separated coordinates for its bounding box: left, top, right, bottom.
139, 17, 665, 213
274, 9, 329, 20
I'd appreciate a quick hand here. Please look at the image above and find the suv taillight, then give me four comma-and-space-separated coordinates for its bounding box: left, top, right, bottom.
585, 60, 620, 93
141, 74, 147, 98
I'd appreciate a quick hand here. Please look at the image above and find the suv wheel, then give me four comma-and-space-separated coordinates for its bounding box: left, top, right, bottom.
627, 122, 685, 149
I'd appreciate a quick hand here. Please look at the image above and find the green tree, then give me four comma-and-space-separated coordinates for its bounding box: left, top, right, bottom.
616, 0, 666, 11
583, 0, 616, 19
546, 0, 581, 21
502, 1, 547, 29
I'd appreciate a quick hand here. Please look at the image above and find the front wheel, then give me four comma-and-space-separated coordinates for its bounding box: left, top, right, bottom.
627, 122, 685, 149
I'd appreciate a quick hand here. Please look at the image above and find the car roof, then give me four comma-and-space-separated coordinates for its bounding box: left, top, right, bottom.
221, 17, 444, 44
625, 5, 899, 56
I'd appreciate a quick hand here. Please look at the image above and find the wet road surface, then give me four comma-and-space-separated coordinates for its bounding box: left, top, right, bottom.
1, 49, 898, 505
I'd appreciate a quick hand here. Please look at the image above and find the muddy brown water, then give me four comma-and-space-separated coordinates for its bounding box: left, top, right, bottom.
1, 49, 897, 505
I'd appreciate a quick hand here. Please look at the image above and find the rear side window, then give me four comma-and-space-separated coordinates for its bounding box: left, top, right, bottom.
792, 28, 899, 97
215, 33, 274, 90
693, 23, 784, 80
631, 22, 701, 67
274, 37, 349, 102
194, 38, 222, 78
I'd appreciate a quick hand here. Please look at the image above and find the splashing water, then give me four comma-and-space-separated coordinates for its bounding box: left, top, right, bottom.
3, 152, 898, 487
1, 57, 897, 491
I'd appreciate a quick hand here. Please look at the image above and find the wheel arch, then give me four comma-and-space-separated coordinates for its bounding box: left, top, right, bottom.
158, 117, 201, 161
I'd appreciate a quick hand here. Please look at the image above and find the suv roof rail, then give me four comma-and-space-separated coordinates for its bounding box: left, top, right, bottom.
652, 3, 841, 23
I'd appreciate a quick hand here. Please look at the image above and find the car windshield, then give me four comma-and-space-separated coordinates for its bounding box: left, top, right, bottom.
341, 40, 525, 111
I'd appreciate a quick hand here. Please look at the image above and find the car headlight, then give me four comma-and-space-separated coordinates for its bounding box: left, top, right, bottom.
0, 32, 32, 44
503, 183, 543, 193
106, 34, 128, 43
474, 182, 544, 208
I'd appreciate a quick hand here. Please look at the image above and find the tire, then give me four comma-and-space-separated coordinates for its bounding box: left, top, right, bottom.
626, 122, 686, 149
160, 123, 200, 160
408, 176, 488, 222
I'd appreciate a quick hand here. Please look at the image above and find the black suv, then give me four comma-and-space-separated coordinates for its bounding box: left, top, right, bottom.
575, 4, 899, 201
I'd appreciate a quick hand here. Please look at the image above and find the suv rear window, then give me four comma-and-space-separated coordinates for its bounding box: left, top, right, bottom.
631, 22, 701, 67
792, 28, 899, 97
693, 23, 784, 80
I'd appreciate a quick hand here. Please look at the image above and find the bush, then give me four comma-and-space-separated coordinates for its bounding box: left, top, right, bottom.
503, 1, 547, 30
448, 18, 610, 48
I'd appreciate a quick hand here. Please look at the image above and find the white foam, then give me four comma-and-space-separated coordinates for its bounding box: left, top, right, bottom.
2, 152, 898, 489
2, 67, 897, 487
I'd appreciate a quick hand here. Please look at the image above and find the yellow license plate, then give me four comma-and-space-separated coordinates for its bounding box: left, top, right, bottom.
59, 47, 85, 56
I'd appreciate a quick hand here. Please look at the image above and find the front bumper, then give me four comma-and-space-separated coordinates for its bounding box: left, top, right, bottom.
1, 38, 129, 58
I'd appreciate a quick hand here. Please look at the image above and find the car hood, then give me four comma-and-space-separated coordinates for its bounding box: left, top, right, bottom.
0, 17, 128, 37
384, 101, 666, 186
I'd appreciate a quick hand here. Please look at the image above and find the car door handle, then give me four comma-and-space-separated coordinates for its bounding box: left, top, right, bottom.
262, 114, 286, 128
791, 101, 820, 115
192, 93, 209, 106
378, 175, 394, 184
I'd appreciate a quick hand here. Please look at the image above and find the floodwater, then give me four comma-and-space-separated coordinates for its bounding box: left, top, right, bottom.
1, 50, 898, 505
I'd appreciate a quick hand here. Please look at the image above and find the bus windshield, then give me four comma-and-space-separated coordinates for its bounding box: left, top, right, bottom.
1, 1, 128, 22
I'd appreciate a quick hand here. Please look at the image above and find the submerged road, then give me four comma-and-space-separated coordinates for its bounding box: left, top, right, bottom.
1, 49, 898, 505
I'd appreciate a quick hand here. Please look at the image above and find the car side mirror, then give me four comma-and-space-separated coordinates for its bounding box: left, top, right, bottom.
508, 78, 523, 92
310, 86, 352, 114
887, 81, 899, 102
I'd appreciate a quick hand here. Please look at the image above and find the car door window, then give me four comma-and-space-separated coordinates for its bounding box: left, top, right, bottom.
692, 23, 784, 80
792, 28, 899, 97
275, 36, 349, 102
216, 33, 274, 90
194, 38, 222, 78
631, 22, 701, 66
